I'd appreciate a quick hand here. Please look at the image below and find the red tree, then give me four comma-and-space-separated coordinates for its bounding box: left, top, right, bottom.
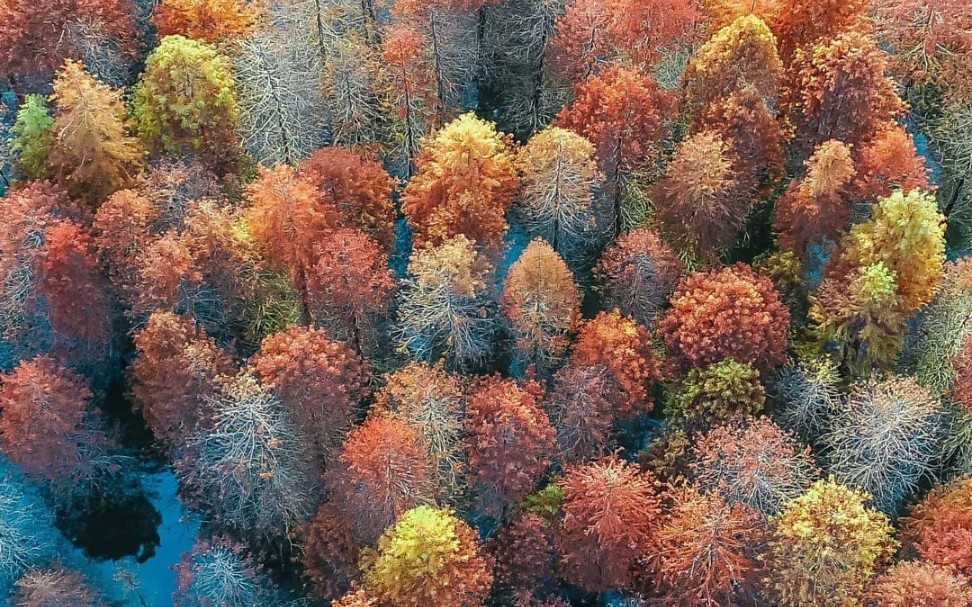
770, 0, 869, 64
490, 513, 558, 601
856, 123, 932, 201
301, 505, 361, 602
464, 376, 555, 517
905, 477, 972, 578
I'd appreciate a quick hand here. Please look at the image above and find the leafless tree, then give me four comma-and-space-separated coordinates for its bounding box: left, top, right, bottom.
771, 358, 841, 444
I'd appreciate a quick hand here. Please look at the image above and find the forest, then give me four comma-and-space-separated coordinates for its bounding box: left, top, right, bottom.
0, 0, 971, 606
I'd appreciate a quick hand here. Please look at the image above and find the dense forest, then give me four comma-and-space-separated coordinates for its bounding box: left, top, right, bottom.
0, 0, 971, 606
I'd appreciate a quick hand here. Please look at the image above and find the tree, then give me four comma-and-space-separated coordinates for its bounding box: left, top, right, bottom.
502, 239, 581, 372
490, 513, 558, 602
513, 127, 608, 262
9, 95, 53, 180
244, 163, 341, 324
654, 130, 744, 261
11, 566, 105, 607
782, 30, 906, 154
0, 0, 137, 87
330, 411, 437, 543
693, 416, 818, 516
464, 375, 555, 517
301, 505, 360, 603
321, 38, 396, 150
0, 356, 107, 488
824, 375, 944, 513
652, 487, 764, 607
765, 479, 896, 607
91, 188, 157, 307
402, 113, 519, 253
177, 373, 313, 548
547, 0, 613, 83
666, 359, 766, 429
153, 0, 259, 45
248, 325, 370, 466
47, 60, 143, 206
774, 140, 857, 257
812, 189, 946, 374
133, 35, 239, 166
174, 537, 289, 607
363, 505, 493, 607
865, 560, 972, 607
594, 228, 681, 328
855, 123, 932, 201
658, 264, 790, 373
682, 15, 782, 115
770, 357, 841, 444
555, 66, 674, 233
375, 361, 466, 500
131, 311, 235, 449
557, 456, 662, 592
770, 0, 868, 64
396, 235, 497, 371
301, 147, 398, 251
307, 228, 396, 353
381, 24, 435, 166
235, 29, 326, 165
547, 364, 616, 463
904, 477, 972, 578
0, 461, 58, 594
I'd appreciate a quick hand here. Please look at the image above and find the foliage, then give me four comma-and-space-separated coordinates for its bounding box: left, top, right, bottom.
594, 227, 681, 328
502, 239, 581, 372
765, 479, 897, 607
174, 537, 288, 607
547, 363, 617, 463
770, 0, 868, 63
131, 311, 236, 449
11, 566, 105, 607
856, 123, 932, 201
464, 375, 555, 517
824, 375, 944, 513
330, 410, 436, 544
557, 456, 662, 592
363, 505, 493, 607
692, 416, 818, 516
667, 358, 766, 429
770, 357, 841, 443
659, 263, 790, 373
864, 560, 972, 607
10, 95, 53, 180
904, 476, 972, 577
153, 0, 259, 45
0, 460, 58, 593
489, 513, 558, 602
301, 505, 360, 602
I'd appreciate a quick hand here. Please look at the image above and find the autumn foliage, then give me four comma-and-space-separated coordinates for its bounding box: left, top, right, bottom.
865, 561, 972, 607
904, 476, 972, 578
594, 228, 681, 327
153, 0, 260, 46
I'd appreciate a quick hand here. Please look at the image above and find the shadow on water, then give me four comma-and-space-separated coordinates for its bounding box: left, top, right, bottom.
56, 486, 162, 562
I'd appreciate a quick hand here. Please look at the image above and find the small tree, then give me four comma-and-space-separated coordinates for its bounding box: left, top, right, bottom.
547, 364, 616, 463
300, 505, 360, 603
666, 359, 766, 430
770, 357, 841, 444
153, 0, 258, 45
363, 505, 493, 607
12, 566, 105, 607
856, 123, 932, 201
904, 476, 972, 578
174, 537, 289, 607
765, 479, 896, 607
502, 239, 581, 372
9, 95, 53, 180
0, 460, 58, 594
865, 561, 972, 607
490, 513, 558, 602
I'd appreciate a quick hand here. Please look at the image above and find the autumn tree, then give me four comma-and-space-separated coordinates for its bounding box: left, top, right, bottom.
244, 163, 340, 324
546, 364, 616, 462
133, 35, 239, 166
249, 326, 370, 467
489, 512, 559, 602
10, 95, 53, 180
593, 228, 680, 328
666, 358, 766, 429
812, 189, 946, 374
402, 113, 519, 253
547, 0, 613, 83
177, 373, 314, 548
0, 356, 110, 489
513, 127, 609, 262
321, 38, 396, 150
0, 461, 59, 594
904, 476, 972, 578
464, 376, 555, 517
174, 537, 289, 607
381, 24, 435, 166
46, 60, 143, 206
91, 189, 156, 306
865, 561, 972, 607
855, 123, 932, 201
770, 0, 869, 64
396, 235, 497, 371
654, 130, 744, 261
774, 140, 857, 257
502, 240, 581, 372
693, 416, 819, 516
557, 456, 662, 592
235, 29, 326, 165
782, 30, 906, 154
375, 361, 466, 500
301, 147, 398, 250
555, 66, 674, 233
824, 376, 944, 513
301, 506, 361, 603
770, 357, 841, 443
11, 566, 105, 607
652, 487, 764, 607
153, 0, 259, 45
658, 264, 790, 373
329, 410, 437, 543
131, 311, 236, 450
765, 479, 897, 607
363, 505, 493, 607
0, 0, 137, 87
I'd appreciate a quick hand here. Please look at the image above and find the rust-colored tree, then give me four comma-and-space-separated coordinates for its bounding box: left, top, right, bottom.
594, 228, 680, 328
904, 476, 972, 578
557, 456, 662, 592
855, 123, 932, 202
489, 512, 558, 602
92, 189, 158, 307
547, 364, 616, 463
864, 560, 972, 607
402, 113, 519, 253
131, 311, 236, 450
464, 376, 555, 518
502, 239, 581, 372
658, 264, 790, 373
770, 0, 869, 64
249, 325, 370, 467
330, 411, 437, 543
301, 505, 361, 603
555, 66, 675, 233
152, 0, 259, 46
